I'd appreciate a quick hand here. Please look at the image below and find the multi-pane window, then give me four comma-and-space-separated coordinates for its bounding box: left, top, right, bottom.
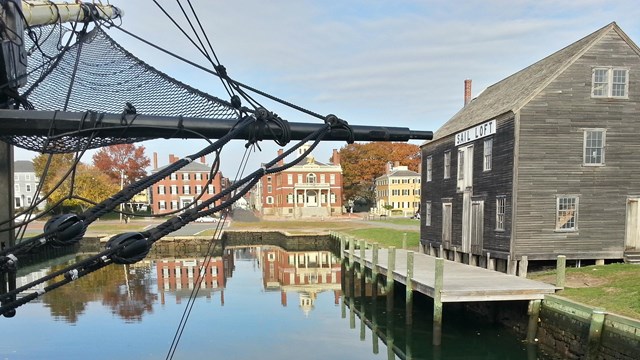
287, 194, 293, 204
287, 174, 293, 184
584, 129, 605, 165
158, 185, 165, 195
266, 196, 274, 205
484, 138, 493, 171
26, 184, 31, 192
159, 201, 166, 210
170, 173, 177, 180
425, 201, 431, 226
457, 150, 464, 180
330, 174, 336, 185
426, 156, 432, 182
170, 185, 177, 194
195, 173, 202, 181
444, 151, 451, 179
183, 185, 191, 195
496, 196, 506, 231
25, 174, 30, 181
267, 185, 272, 193
556, 196, 578, 231
182, 173, 190, 181
297, 174, 303, 183
592, 67, 628, 98
208, 185, 214, 194
195, 185, 202, 194
320, 174, 326, 183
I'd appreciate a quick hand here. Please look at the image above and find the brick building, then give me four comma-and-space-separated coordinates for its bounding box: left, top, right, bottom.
150, 153, 227, 215
257, 146, 343, 218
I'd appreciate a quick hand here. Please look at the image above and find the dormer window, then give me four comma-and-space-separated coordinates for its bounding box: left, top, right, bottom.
592, 67, 628, 98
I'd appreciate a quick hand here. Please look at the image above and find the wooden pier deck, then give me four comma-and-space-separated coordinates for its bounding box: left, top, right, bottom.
345, 248, 557, 303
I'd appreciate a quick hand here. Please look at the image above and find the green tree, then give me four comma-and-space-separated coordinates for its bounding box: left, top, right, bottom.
338, 142, 420, 206
32, 154, 119, 212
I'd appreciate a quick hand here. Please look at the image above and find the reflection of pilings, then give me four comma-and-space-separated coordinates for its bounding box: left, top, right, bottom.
349, 261, 356, 329
386, 247, 396, 313
345, 299, 408, 360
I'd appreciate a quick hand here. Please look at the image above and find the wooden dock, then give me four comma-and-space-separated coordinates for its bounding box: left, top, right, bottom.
347, 247, 557, 302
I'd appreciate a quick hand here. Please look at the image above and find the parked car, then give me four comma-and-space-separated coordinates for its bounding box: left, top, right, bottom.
195, 216, 219, 223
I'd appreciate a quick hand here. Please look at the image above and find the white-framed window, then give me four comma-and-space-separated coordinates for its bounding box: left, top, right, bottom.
25, 184, 31, 193
182, 185, 190, 195
25, 174, 30, 181
159, 201, 166, 210
182, 173, 190, 181
195, 185, 202, 194
592, 67, 628, 98
287, 194, 293, 204
444, 151, 451, 179
496, 196, 506, 231
158, 185, 165, 195
330, 192, 336, 203
556, 196, 578, 231
171, 200, 178, 210
208, 185, 214, 194
329, 174, 336, 185
267, 176, 272, 183
297, 174, 303, 183
584, 129, 605, 165
320, 174, 326, 183
457, 145, 473, 191
425, 201, 431, 226
14, 184, 19, 192
484, 138, 493, 171
195, 173, 202, 181
287, 174, 293, 184
170, 173, 177, 180
307, 174, 316, 183
266, 196, 274, 204
267, 185, 272, 193
426, 156, 432, 182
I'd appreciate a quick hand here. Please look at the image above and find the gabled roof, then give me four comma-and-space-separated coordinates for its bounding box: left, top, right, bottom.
376, 168, 420, 181
153, 161, 211, 173
432, 22, 639, 142
14, 160, 35, 173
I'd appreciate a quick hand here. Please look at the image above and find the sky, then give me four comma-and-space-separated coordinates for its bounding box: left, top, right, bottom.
13, 0, 640, 178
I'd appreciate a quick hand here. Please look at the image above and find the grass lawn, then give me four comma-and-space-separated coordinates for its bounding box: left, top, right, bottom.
529, 263, 640, 319
343, 228, 419, 248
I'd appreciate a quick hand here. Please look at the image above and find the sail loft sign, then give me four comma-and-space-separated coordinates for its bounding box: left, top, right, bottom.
455, 119, 496, 146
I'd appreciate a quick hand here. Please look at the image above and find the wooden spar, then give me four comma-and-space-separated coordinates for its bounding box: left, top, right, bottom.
20, 1, 123, 26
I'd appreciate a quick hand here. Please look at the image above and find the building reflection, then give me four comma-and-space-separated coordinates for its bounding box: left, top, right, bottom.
258, 246, 342, 316
153, 249, 234, 306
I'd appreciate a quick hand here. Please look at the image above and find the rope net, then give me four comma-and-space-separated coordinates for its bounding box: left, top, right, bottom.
0, 25, 239, 153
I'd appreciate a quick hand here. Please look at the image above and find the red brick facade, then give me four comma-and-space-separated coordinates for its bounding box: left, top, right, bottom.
257, 148, 343, 218
150, 153, 227, 215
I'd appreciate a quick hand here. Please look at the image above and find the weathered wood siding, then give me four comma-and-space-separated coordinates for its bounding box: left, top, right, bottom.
514, 30, 640, 260
421, 114, 515, 257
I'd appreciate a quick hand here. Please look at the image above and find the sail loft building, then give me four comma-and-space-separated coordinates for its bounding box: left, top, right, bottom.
420, 22, 640, 274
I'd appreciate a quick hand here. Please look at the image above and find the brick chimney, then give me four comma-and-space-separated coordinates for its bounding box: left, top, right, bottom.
169, 154, 176, 163
331, 149, 340, 165
277, 149, 284, 166
386, 161, 393, 174
464, 79, 472, 106
394, 161, 400, 168
200, 156, 206, 164
153, 152, 158, 170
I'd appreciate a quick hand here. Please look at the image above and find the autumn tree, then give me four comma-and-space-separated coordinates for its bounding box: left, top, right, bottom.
92, 144, 151, 185
33, 154, 119, 212
338, 142, 420, 206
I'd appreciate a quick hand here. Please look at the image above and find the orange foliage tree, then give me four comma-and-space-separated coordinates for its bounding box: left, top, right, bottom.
92, 144, 151, 186
338, 142, 420, 206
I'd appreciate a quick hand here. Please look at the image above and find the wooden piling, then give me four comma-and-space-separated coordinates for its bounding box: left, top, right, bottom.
406, 251, 414, 325
348, 236, 355, 266
387, 247, 396, 292
433, 257, 444, 346
556, 255, 566, 289
372, 243, 379, 279
519, 256, 529, 278
339, 234, 345, 259
359, 239, 366, 267
526, 299, 541, 343
402, 232, 407, 249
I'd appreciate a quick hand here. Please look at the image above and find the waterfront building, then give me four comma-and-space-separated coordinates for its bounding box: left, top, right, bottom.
420, 22, 640, 273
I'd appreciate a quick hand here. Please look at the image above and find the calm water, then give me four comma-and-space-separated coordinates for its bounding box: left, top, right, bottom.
0, 247, 541, 359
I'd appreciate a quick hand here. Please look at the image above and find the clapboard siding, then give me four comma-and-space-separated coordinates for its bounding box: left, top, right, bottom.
514, 31, 640, 260
421, 114, 515, 256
